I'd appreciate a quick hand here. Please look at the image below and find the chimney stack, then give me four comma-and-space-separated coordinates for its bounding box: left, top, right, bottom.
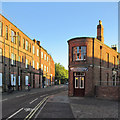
37, 41, 40, 46
111, 45, 117, 51
97, 20, 104, 43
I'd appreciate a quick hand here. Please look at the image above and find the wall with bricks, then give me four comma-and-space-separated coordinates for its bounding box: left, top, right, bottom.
0, 14, 55, 92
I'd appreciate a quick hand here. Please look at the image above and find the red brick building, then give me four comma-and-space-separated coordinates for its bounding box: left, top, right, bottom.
0, 14, 55, 92
68, 20, 120, 100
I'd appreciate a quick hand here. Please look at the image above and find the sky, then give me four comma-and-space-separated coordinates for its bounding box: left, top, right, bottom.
1, 2, 118, 69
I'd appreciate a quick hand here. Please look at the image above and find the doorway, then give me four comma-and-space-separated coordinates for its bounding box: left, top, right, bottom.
74, 72, 85, 96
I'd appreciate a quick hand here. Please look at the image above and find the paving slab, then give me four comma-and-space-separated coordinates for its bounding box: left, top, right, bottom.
70, 97, 119, 118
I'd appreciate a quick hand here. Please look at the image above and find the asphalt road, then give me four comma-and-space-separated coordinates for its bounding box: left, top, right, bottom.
2, 85, 69, 119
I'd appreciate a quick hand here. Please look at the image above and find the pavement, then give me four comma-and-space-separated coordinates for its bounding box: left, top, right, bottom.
38, 90, 119, 119
1, 85, 120, 119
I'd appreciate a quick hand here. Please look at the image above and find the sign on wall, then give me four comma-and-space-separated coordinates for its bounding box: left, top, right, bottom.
70, 67, 88, 72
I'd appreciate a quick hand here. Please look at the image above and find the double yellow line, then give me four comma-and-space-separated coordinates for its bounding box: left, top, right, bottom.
24, 96, 49, 120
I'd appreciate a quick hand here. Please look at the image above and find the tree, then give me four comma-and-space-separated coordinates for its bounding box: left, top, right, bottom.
55, 63, 68, 84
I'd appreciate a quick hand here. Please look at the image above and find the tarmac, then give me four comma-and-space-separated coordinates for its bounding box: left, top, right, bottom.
39, 90, 119, 119
1, 85, 120, 119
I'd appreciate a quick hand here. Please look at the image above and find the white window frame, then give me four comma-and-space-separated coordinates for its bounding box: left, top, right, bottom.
44, 65, 46, 72
11, 30, 16, 43
41, 64, 43, 71
0, 48, 2, 62
44, 54, 46, 60
47, 67, 48, 72
0, 22, 2, 36
75, 77, 78, 88
11, 74, 16, 86
80, 77, 84, 89
26, 59, 28, 68
33, 60, 35, 68
18, 56, 20, 62
26, 40, 28, 50
37, 62, 39, 70
37, 49, 39, 56
47, 56, 48, 62
33, 46, 35, 54
41, 52, 43, 59
11, 53, 16, 65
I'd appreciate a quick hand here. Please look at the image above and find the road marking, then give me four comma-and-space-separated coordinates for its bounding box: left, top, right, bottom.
16, 94, 25, 98
34, 99, 48, 119
24, 96, 49, 120
24, 108, 35, 112
29, 92, 37, 95
0, 98, 8, 102
6, 108, 23, 120
29, 98, 38, 104
40, 94, 48, 97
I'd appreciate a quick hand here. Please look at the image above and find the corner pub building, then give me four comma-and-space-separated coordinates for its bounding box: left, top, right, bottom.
68, 20, 120, 100
0, 14, 55, 92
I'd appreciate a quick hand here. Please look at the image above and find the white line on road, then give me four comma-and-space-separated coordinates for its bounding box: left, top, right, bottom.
0, 98, 8, 102
16, 94, 25, 98
6, 108, 23, 120
29, 98, 38, 104
29, 92, 37, 95
40, 94, 48, 97
34, 99, 48, 119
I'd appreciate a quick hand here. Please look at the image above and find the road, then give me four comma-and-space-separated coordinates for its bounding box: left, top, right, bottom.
2, 85, 69, 119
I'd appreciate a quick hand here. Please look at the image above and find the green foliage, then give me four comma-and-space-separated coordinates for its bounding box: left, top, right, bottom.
55, 63, 68, 81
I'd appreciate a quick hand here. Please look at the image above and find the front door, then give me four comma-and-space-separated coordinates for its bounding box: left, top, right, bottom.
74, 72, 85, 96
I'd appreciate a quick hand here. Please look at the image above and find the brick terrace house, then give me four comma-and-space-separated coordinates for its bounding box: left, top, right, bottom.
0, 14, 55, 92
68, 20, 120, 100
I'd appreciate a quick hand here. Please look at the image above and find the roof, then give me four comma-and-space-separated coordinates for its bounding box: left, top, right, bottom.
67, 37, 95, 42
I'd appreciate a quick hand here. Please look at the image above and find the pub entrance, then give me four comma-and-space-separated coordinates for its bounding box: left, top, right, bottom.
73, 72, 85, 96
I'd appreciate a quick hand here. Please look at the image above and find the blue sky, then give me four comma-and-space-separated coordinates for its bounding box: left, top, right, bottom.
2, 2, 118, 69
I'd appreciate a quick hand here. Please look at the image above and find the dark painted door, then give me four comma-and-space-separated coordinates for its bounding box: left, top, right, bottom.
74, 75, 85, 96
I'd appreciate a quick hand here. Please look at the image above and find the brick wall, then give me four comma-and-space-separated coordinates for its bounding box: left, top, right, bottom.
95, 86, 120, 100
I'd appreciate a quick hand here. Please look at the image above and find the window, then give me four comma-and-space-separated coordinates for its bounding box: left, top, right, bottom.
0, 22, 3, 36
18, 56, 20, 62
26, 40, 29, 50
106, 53, 109, 68
18, 76, 20, 86
11, 74, 16, 86
18, 35, 21, 46
75, 77, 78, 88
37, 49, 39, 56
113, 56, 115, 68
44, 54, 46, 60
26, 59, 28, 68
0, 48, 2, 62
37, 62, 39, 70
6, 25, 8, 40
47, 56, 48, 62
72, 46, 86, 61
44, 65, 46, 72
23, 38, 25, 49
41, 64, 43, 71
11, 53, 16, 65
33, 60, 35, 68
47, 67, 48, 72
29, 43, 31, 52
0, 73, 2, 86
25, 76, 29, 86
33, 46, 35, 54
41, 52, 43, 59
11, 30, 16, 43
